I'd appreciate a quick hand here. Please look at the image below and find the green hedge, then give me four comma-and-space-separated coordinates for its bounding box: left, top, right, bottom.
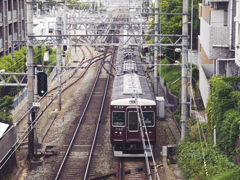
178, 141, 237, 180
177, 76, 240, 179
206, 76, 240, 160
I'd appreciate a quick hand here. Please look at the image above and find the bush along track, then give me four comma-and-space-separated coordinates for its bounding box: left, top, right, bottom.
177, 76, 240, 179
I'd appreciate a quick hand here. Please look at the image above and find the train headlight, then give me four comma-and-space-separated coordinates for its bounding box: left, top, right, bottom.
115, 131, 118, 134
119, 131, 122, 135
149, 131, 152, 134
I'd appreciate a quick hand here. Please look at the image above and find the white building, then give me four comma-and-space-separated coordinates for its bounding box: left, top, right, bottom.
198, 0, 238, 107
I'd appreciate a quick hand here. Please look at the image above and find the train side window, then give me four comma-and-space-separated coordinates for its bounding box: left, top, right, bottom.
143, 112, 154, 126
113, 112, 125, 126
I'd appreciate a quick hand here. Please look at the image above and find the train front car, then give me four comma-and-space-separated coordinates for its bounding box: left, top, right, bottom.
110, 46, 156, 157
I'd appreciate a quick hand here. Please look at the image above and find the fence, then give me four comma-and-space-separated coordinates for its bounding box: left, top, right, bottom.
159, 76, 179, 112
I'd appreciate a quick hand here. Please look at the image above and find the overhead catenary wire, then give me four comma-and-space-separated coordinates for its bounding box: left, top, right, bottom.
190, 86, 209, 176
135, 92, 160, 180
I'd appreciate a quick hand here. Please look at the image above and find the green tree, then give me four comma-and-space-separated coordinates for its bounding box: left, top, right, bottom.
0, 96, 14, 125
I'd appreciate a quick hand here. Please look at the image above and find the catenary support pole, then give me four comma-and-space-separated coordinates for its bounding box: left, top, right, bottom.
27, 0, 35, 161
154, 0, 159, 96
56, 4, 62, 111
181, 0, 189, 140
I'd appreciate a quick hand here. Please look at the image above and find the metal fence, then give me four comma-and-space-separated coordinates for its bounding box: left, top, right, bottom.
12, 67, 57, 109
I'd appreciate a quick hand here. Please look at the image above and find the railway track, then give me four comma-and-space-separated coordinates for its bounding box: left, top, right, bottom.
52, 46, 115, 180
120, 157, 150, 180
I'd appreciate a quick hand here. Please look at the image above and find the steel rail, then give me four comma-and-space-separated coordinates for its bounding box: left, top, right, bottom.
54, 49, 110, 180
0, 53, 111, 170
83, 46, 115, 180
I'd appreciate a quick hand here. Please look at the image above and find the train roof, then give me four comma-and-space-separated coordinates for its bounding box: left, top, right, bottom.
111, 46, 155, 104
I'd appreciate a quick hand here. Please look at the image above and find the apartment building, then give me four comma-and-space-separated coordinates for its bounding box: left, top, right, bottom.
0, 0, 26, 58
198, 0, 238, 107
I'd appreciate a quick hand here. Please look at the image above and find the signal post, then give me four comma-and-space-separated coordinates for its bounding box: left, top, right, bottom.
26, 0, 35, 160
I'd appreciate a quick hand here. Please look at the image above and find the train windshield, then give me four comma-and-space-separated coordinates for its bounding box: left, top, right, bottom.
112, 112, 125, 126
143, 112, 154, 126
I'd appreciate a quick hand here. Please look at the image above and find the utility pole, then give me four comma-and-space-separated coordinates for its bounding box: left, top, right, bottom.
26, 0, 35, 160
181, 0, 189, 140
56, 4, 62, 111
98, 0, 100, 17
154, 0, 159, 96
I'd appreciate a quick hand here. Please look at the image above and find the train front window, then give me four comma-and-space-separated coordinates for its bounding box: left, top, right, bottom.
113, 112, 125, 126
128, 111, 138, 131
143, 112, 154, 126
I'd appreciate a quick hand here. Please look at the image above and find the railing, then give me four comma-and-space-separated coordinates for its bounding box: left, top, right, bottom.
14, 32, 18, 41
13, 10, 17, 19
0, 13, 2, 23
0, 38, 3, 48
8, 11, 12, 21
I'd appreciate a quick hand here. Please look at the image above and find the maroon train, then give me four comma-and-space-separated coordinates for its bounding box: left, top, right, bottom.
110, 46, 156, 157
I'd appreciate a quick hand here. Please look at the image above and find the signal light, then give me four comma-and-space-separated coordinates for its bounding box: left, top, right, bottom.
63, 45, 67, 51
37, 72, 48, 97
63, 52, 65, 57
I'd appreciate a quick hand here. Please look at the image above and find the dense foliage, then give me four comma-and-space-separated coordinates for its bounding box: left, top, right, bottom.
146, 0, 201, 59
177, 76, 240, 179
0, 96, 14, 125
206, 76, 240, 160
178, 140, 238, 180
158, 58, 181, 97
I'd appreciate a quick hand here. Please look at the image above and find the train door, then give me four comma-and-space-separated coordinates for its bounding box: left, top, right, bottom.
127, 108, 140, 141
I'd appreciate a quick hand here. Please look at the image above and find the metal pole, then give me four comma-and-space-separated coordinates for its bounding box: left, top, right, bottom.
159, 0, 162, 96
27, 0, 35, 161
181, 0, 189, 140
154, 0, 159, 96
214, 125, 216, 145
64, 2, 66, 35
56, 4, 62, 111
98, 0, 100, 17
34, 67, 38, 157
11, 42, 13, 59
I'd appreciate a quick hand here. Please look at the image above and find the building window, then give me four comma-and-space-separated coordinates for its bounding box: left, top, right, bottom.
0, 38, 3, 48
204, 0, 210, 6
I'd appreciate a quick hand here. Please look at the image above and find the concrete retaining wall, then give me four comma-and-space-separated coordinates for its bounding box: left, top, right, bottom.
0, 126, 17, 180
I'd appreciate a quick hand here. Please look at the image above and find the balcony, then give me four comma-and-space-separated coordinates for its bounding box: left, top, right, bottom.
8, 11, 12, 21
200, 12, 229, 60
